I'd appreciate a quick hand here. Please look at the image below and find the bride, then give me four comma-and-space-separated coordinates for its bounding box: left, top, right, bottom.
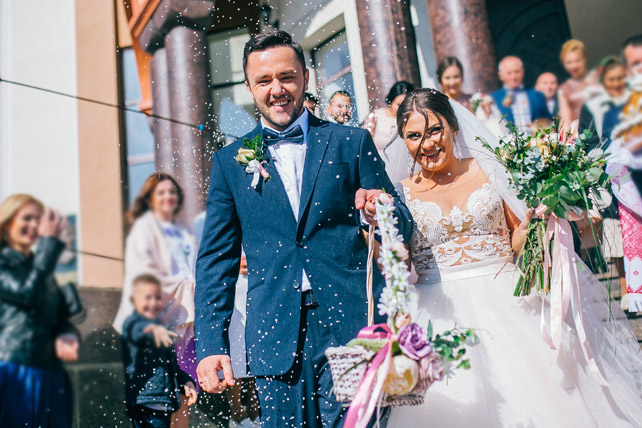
387, 89, 642, 427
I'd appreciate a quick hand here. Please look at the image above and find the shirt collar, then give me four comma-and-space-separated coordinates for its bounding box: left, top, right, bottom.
504, 84, 525, 91
261, 109, 309, 137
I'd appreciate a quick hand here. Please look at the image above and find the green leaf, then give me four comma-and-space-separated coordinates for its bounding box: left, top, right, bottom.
458, 360, 471, 370
586, 167, 603, 182
391, 341, 402, 356
347, 338, 389, 352
558, 185, 575, 201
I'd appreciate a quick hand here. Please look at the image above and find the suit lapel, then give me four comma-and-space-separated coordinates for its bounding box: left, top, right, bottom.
298, 116, 331, 224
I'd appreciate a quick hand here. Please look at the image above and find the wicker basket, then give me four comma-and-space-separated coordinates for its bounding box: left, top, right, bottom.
325, 226, 428, 408
325, 345, 428, 407
325, 345, 374, 402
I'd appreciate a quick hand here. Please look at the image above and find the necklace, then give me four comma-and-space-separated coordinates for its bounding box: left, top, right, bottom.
415, 159, 473, 192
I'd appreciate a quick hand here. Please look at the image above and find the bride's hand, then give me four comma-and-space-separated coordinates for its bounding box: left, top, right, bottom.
511, 209, 534, 249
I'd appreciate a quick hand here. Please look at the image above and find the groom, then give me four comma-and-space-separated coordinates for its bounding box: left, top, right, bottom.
195, 30, 413, 427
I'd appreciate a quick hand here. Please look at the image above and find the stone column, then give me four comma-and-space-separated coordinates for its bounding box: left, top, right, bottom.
133, 0, 215, 225
427, 0, 499, 93
355, 0, 422, 109
150, 47, 175, 174
165, 25, 214, 224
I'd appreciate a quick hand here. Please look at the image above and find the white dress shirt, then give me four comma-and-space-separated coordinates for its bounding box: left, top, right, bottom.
547, 98, 556, 116
509, 86, 532, 135
261, 110, 312, 291
158, 220, 196, 282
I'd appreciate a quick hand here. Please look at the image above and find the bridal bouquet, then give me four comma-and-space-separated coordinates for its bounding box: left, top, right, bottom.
325, 193, 475, 428
480, 124, 612, 385
481, 124, 610, 297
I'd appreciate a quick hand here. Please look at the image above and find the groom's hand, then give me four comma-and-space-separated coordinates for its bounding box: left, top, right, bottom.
355, 188, 383, 225
196, 355, 235, 393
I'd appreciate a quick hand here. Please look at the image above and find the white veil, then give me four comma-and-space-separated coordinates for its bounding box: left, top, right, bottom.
383, 99, 527, 219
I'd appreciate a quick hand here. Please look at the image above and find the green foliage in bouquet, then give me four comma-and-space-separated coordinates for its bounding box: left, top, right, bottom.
429, 323, 478, 370
346, 323, 476, 370
479, 123, 610, 296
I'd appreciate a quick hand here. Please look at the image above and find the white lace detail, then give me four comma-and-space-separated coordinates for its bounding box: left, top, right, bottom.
403, 183, 512, 272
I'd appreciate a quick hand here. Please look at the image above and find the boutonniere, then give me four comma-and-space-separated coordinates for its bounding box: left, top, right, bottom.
235, 134, 271, 189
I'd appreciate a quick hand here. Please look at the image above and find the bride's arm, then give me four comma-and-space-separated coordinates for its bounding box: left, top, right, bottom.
504, 202, 533, 250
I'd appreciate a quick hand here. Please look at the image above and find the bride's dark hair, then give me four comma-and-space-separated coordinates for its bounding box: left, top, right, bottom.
396, 88, 459, 135
397, 89, 460, 175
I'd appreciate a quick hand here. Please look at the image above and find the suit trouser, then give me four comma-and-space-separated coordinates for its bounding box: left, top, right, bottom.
253, 292, 344, 428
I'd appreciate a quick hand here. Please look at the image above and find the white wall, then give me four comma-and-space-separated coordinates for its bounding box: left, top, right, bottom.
565, 0, 642, 69
0, 0, 79, 215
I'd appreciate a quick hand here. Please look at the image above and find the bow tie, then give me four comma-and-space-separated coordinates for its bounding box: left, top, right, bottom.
262, 125, 304, 145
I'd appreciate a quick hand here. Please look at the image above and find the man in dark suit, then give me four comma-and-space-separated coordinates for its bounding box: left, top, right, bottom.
194, 30, 413, 427
491, 56, 552, 134
535, 71, 559, 118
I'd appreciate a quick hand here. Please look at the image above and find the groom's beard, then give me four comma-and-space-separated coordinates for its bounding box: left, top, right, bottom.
257, 94, 306, 131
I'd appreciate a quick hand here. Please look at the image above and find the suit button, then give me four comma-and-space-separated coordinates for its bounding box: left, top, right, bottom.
292, 280, 300, 290
296, 240, 304, 248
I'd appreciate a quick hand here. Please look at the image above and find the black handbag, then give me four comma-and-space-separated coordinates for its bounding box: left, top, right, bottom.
60, 282, 86, 323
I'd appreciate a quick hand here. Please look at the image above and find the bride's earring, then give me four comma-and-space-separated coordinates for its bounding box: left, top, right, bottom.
407, 153, 415, 174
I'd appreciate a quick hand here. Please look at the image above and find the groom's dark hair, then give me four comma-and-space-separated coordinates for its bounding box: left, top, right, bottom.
243, 30, 306, 80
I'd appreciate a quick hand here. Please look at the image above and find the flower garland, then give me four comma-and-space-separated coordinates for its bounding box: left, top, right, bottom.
334, 193, 475, 428
374, 193, 414, 319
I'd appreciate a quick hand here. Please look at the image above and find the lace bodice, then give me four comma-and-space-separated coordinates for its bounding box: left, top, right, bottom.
402, 183, 512, 272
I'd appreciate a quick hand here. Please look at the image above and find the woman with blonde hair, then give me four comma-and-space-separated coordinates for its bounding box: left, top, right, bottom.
558, 39, 599, 129
113, 173, 197, 428
0, 194, 79, 427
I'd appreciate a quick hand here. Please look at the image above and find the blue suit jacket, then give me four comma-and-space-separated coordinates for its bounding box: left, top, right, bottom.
194, 115, 413, 376
490, 88, 552, 124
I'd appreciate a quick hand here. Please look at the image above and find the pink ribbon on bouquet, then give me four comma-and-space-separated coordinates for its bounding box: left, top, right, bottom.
344, 324, 394, 428
535, 205, 608, 386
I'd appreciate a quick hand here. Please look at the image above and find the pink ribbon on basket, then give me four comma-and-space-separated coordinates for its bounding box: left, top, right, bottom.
535, 205, 608, 386
344, 324, 394, 428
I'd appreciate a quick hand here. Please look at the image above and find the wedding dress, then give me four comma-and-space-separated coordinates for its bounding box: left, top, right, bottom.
387, 181, 642, 427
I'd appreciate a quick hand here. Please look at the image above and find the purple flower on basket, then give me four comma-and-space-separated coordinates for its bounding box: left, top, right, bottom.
398, 323, 432, 360
419, 352, 445, 384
